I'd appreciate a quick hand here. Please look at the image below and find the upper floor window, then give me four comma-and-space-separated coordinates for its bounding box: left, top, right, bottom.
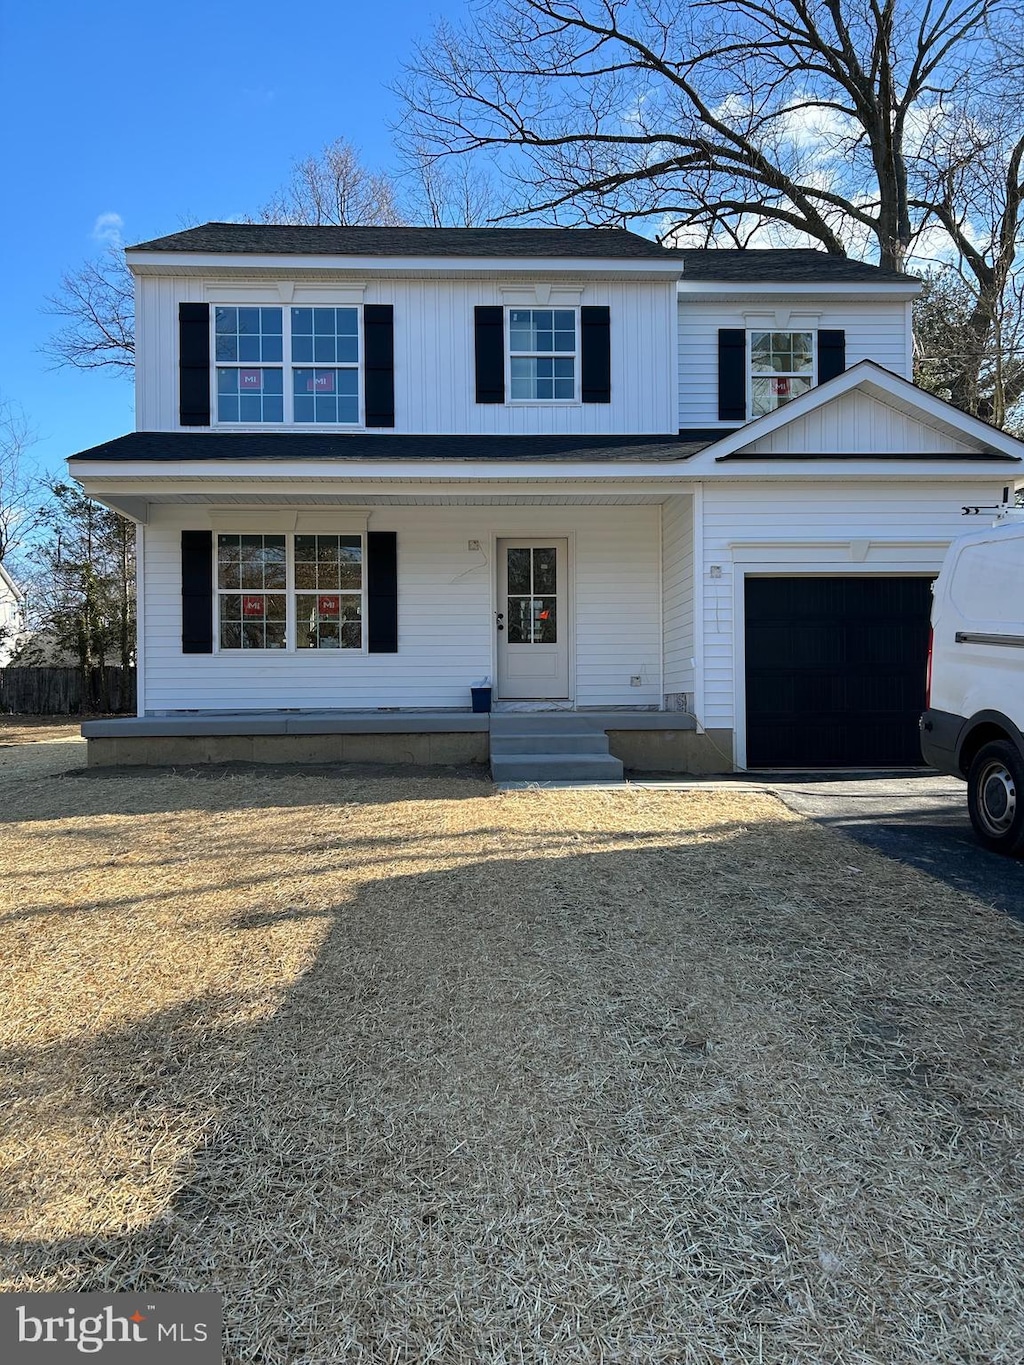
508, 308, 577, 401
749, 331, 814, 417
215, 308, 284, 423
214, 306, 362, 425
291, 308, 360, 424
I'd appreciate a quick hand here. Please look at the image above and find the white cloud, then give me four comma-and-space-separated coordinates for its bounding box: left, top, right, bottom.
91, 212, 124, 247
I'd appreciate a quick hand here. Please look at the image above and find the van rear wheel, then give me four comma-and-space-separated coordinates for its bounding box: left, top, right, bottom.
967, 740, 1024, 856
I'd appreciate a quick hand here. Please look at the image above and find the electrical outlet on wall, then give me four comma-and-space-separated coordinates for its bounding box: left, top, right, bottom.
468, 539, 481, 552
630, 675, 642, 687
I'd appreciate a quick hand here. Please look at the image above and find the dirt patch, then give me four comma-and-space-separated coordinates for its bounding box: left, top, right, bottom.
0, 716, 85, 747
1, 761, 1023, 1363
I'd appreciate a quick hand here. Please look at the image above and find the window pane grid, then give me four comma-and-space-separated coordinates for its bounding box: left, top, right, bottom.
508, 308, 577, 401
506, 547, 558, 643
749, 330, 815, 417
291, 308, 360, 425
214, 306, 362, 425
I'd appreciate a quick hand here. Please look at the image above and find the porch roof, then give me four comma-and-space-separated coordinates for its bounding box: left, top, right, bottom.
67, 433, 710, 464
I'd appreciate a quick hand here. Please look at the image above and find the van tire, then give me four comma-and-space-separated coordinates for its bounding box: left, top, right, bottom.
967, 740, 1024, 855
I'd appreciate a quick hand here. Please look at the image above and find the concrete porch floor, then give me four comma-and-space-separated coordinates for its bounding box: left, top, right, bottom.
80, 709, 727, 773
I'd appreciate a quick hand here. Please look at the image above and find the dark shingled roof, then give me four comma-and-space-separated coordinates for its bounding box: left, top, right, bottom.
127, 223, 679, 261
126, 222, 917, 282
678, 248, 915, 284
69, 432, 708, 463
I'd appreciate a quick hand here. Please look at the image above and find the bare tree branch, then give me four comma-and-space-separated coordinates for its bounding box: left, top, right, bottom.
42, 247, 135, 375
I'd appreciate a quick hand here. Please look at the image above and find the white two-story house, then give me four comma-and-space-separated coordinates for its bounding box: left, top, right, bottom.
69, 224, 1023, 774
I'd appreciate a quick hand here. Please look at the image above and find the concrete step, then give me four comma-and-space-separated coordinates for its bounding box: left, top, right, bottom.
490, 752, 625, 784
489, 714, 600, 736
491, 731, 611, 755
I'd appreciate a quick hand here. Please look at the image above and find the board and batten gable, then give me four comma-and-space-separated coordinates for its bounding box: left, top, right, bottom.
133, 272, 678, 436
696, 479, 1008, 753
736, 389, 978, 455
677, 295, 914, 430
139, 503, 663, 713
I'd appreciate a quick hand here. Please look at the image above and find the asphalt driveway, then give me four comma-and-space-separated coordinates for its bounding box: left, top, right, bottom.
767, 772, 1024, 923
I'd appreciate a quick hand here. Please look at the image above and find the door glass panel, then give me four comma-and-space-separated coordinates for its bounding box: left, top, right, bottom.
535, 598, 557, 643
507, 597, 532, 643
507, 547, 531, 595
505, 545, 559, 644
533, 547, 556, 594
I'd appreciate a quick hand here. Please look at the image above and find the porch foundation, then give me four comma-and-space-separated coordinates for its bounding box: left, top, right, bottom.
82, 710, 722, 772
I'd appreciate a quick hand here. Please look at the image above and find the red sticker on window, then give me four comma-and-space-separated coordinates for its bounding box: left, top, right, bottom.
307, 372, 335, 393
318, 595, 340, 615
242, 595, 265, 617
239, 370, 263, 391
773, 378, 790, 396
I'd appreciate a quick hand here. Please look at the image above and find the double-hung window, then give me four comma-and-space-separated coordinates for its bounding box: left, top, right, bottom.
215, 533, 364, 650
215, 309, 284, 423
216, 534, 288, 649
214, 307, 362, 424
749, 331, 814, 417
294, 534, 363, 650
291, 308, 360, 424
508, 308, 577, 400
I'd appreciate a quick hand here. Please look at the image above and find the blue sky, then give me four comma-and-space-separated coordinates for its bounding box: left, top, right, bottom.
0, 0, 466, 479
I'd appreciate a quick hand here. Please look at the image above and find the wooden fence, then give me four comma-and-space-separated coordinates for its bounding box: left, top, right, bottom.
0, 667, 137, 715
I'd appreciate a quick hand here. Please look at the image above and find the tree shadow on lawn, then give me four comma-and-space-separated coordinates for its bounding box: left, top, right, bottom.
0, 762, 493, 828
4, 818, 1024, 1363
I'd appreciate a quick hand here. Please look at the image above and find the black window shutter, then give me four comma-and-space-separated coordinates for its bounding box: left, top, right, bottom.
367, 532, 398, 653
818, 329, 846, 384
179, 303, 211, 426
474, 306, 505, 404
718, 329, 746, 421
364, 304, 395, 428
181, 530, 213, 654
580, 306, 611, 403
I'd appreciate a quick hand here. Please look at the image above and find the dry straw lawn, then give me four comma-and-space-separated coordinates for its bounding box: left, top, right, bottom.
1, 726, 1023, 1362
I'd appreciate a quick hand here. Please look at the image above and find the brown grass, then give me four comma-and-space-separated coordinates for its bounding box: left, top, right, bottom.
1, 749, 1023, 1363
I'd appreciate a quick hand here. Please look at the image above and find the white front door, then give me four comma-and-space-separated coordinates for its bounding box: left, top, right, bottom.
496, 538, 570, 699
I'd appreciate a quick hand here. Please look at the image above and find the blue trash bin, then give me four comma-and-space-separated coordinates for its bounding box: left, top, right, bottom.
471, 686, 492, 713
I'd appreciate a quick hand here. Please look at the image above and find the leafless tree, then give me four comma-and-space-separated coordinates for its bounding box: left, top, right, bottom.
400, 143, 507, 226
254, 138, 407, 227
402, 0, 1024, 421
0, 398, 44, 567
42, 246, 135, 375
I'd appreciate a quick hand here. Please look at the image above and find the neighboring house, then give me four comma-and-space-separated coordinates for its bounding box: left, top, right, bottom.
0, 563, 25, 667
68, 225, 1024, 772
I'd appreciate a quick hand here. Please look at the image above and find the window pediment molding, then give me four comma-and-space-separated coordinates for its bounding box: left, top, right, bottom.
206, 508, 369, 533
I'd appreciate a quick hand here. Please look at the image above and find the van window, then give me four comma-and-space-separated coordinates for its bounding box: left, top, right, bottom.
949, 540, 1024, 624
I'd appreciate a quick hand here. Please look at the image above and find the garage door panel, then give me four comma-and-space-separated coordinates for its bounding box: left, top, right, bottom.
745, 576, 932, 767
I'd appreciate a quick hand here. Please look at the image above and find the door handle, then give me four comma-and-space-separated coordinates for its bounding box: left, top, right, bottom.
496, 611, 504, 632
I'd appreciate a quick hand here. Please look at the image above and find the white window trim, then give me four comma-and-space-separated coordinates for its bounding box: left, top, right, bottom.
213, 532, 367, 655
505, 305, 581, 405
746, 328, 816, 421
211, 306, 365, 429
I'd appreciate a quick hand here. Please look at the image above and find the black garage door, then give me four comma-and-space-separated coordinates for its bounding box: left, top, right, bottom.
745, 576, 933, 768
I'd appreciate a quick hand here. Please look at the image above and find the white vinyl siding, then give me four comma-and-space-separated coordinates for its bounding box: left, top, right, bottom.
697, 479, 1010, 736
136, 275, 677, 436
677, 298, 913, 429
139, 504, 662, 712
737, 389, 978, 455
661, 495, 695, 698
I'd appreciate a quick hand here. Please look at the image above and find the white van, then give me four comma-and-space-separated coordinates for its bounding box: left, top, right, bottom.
920, 511, 1024, 854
